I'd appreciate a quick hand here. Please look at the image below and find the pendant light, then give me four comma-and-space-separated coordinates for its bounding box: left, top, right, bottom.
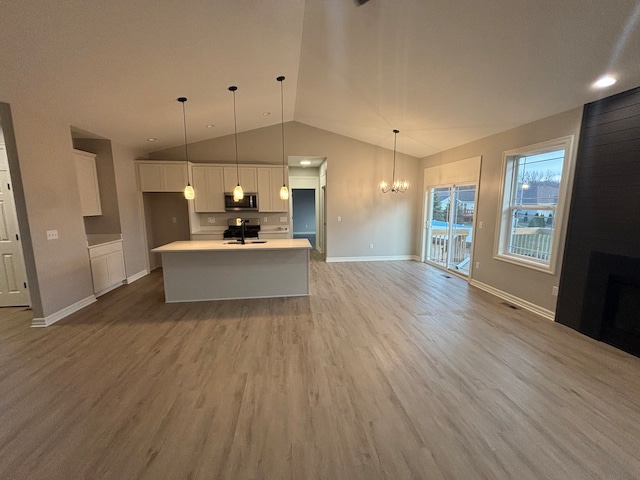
277, 76, 289, 201
178, 97, 195, 200
229, 85, 244, 202
380, 129, 409, 193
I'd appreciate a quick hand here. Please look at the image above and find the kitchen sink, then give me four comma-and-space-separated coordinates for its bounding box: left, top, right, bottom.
223, 240, 267, 244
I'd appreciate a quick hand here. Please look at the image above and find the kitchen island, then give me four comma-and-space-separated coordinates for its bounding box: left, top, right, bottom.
151, 238, 312, 302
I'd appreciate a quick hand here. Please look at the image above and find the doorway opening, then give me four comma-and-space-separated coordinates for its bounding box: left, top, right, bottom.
424, 184, 476, 276
292, 188, 316, 248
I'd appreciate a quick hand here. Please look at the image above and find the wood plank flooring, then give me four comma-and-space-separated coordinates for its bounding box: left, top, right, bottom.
1, 257, 640, 479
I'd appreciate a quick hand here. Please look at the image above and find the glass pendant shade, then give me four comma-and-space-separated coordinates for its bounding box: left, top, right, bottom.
233, 184, 244, 202
184, 183, 195, 200
280, 185, 289, 200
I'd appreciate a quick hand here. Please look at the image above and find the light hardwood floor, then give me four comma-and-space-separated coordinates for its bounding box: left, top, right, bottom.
1, 257, 640, 479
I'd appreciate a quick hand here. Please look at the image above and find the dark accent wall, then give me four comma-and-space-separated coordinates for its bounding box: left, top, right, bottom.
556, 86, 640, 334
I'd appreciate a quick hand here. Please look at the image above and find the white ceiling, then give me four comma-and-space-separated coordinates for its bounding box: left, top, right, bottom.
1, 0, 639, 158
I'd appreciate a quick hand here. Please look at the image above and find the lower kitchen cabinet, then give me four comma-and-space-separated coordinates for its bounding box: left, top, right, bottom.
89, 241, 126, 296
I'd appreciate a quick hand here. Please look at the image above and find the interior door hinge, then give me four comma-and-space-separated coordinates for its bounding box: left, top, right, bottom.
7, 183, 11, 190
16, 234, 19, 241
23, 282, 27, 289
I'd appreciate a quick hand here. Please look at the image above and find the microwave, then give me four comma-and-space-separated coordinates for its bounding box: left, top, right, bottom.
224, 192, 258, 211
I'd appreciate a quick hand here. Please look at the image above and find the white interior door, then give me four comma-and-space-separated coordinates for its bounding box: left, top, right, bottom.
0, 156, 30, 306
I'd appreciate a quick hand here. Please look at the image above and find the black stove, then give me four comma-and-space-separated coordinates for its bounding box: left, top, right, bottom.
223, 217, 261, 239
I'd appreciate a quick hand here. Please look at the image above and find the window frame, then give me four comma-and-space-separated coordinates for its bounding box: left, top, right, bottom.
494, 136, 574, 274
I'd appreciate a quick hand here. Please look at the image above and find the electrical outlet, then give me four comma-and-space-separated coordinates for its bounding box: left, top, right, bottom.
475, 261, 480, 269
46, 230, 58, 240
479, 221, 483, 228
552, 286, 559, 296
207, 217, 216, 224
369, 243, 374, 249
338, 216, 341, 222
263, 217, 268, 222
172, 217, 177, 223
279, 216, 287, 222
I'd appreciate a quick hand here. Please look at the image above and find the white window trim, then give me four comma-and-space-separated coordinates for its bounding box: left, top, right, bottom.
494, 136, 574, 274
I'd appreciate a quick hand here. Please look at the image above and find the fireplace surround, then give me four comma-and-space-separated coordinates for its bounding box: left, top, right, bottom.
555, 85, 640, 357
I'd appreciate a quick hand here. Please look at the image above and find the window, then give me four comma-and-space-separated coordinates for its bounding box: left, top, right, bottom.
495, 137, 573, 273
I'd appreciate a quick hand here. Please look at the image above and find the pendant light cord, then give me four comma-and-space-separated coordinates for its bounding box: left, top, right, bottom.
392, 129, 398, 184
279, 76, 286, 184
181, 100, 189, 163
233, 90, 239, 183
230, 86, 240, 185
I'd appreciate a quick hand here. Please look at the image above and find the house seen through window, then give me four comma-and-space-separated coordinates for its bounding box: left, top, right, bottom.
496, 137, 573, 272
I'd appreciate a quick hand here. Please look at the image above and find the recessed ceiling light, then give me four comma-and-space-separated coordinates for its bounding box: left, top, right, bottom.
300, 160, 311, 165
147, 137, 157, 142
206, 124, 215, 128
593, 75, 617, 89
263, 112, 271, 116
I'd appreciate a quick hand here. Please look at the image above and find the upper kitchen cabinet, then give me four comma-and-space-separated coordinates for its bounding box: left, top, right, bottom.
192, 165, 225, 212
223, 166, 257, 193
257, 167, 288, 212
74, 149, 102, 216
137, 161, 187, 192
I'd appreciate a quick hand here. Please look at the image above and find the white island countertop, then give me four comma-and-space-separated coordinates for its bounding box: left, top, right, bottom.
152, 238, 311, 253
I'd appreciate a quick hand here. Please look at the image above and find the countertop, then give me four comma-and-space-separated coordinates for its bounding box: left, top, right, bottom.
151, 238, 311, 253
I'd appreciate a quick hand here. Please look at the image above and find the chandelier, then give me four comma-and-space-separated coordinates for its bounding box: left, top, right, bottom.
380, 129, 409, 193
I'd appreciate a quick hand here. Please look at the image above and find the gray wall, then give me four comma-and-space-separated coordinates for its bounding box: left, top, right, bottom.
420, 107, 583, 314
292, 189, 315, 234
0, 98, 148, 319
72, 138, 122, 235
150, 121, 421, 259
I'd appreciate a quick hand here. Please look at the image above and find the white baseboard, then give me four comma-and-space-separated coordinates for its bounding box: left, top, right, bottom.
95, 281, 125, 298
31, 295, 97, 328
469, 279, 555, 321
127, 269, 148, 284
326, 255, 418, 263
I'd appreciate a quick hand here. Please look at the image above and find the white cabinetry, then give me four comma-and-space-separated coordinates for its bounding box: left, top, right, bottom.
223, 167, 257, 193
137, 161, 188, 192
192, 165, 225, 212
257, 167, 288, 212
74, 149, 102, 216
89, 241, 126, 296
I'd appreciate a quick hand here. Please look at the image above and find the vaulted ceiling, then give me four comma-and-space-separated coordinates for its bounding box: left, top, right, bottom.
1, 0, 639, 158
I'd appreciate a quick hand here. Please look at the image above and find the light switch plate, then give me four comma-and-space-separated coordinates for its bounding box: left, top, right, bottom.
46, 230, 58, 240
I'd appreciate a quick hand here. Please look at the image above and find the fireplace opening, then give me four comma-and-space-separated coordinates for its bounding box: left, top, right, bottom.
601, 275, 640, 355
580, 252, 640, 358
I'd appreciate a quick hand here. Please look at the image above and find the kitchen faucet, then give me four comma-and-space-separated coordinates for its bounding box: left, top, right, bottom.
240, 219, 247, 245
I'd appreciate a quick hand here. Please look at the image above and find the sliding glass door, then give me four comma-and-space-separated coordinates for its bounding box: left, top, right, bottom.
426, 184, 475, 275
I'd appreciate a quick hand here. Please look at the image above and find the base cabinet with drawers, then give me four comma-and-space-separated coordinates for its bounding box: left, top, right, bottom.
89, 241, 126, 296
